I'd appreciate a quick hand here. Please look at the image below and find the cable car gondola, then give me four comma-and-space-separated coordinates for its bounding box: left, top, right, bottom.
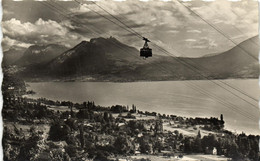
140, 37, 152, 58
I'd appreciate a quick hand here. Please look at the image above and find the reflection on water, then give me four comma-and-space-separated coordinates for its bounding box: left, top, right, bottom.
26, 79, 259, 135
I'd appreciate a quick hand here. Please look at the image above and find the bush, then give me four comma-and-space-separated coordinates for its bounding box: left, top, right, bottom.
65, 145, 78, 158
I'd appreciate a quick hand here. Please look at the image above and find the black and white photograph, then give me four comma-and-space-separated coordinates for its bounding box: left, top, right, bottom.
1, 0, 260, 160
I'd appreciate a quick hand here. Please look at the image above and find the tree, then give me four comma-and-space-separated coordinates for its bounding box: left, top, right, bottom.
49, 149, 71, 161
227, 141, 241, 159
17, 129, 43, 161
3, 126, 21, 161
94, 150, 110, 161
49, 122, 70, 141
79, 125, 85, 148
65, 135, 79, 147
76, 109, 89, 119
202, 134, 217, 149
220, 114, 223, 121
83, 102, 87, 109
65, 145, 78, 158
197, 130, 201, 139
183, 138, 192, 153
103, 112, 109, 122
139, 135, 152, 154
131, 104, 137, 113
220, 114, 225, 126
193, 137, 203, 153
154, 120, 163, 134
114, 135, 135, 154
174, 130, 179, 136
179, 133, 184, 140
153, 138, 163, 153
65, 118, 78, 131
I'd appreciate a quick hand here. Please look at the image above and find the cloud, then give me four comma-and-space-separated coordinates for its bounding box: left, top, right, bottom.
3, 18, 66, 38
65, 0, 204, 51
186, 37, 217, 49
71, 0, 194, 30
190, 0, 258, 27
185, 39, 197, 42
2, 18, 85, 49
168, 30, 180, 34
187, 30, 201, 33
2, 36, 33, 51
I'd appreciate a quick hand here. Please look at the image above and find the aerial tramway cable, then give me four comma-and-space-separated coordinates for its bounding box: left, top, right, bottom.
64, 0, 259, 121
41, 1, 149, 61
40, 0, 258, 119
74, 0, 153, 58
201, 1, 259, 47
85, 1, 259, 120
176, 0, 258, 61
73, 0, 259, 111
85, 0, 259, 105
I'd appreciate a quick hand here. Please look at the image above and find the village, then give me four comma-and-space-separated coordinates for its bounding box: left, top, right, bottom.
2, 74, 260, 161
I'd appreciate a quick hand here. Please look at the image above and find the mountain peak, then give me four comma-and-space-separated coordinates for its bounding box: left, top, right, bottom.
89, 36, 119, 44
90, 37, 105, 43
78, 40, 89, 46
80, 40, 88, 44
14, 43, 69, 66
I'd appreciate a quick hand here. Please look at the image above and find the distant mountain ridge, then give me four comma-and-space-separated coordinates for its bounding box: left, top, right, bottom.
14, 44, 69, 66
2, 46, 26, 66
15, 36, 259, 81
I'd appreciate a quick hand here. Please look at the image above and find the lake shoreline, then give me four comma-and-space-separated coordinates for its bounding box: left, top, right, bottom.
25, 79, 260, 135
23, 77, 258, 83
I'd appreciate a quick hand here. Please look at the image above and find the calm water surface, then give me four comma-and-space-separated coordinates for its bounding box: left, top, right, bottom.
26, 79, 260, 135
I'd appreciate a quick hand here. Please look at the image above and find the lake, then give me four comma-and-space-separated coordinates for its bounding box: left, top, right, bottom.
26, 79, 260, 135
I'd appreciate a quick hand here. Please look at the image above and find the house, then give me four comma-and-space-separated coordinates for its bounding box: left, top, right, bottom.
212, 147, 217, 155
205, 147, 217, 155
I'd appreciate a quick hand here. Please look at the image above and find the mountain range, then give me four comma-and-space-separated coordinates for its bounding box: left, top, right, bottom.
2, 46, 26, 66
6, 36, 259, 81
14, 44, 69, 67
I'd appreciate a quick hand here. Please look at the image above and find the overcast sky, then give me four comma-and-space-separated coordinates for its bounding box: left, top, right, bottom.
2, 0, 259, 57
